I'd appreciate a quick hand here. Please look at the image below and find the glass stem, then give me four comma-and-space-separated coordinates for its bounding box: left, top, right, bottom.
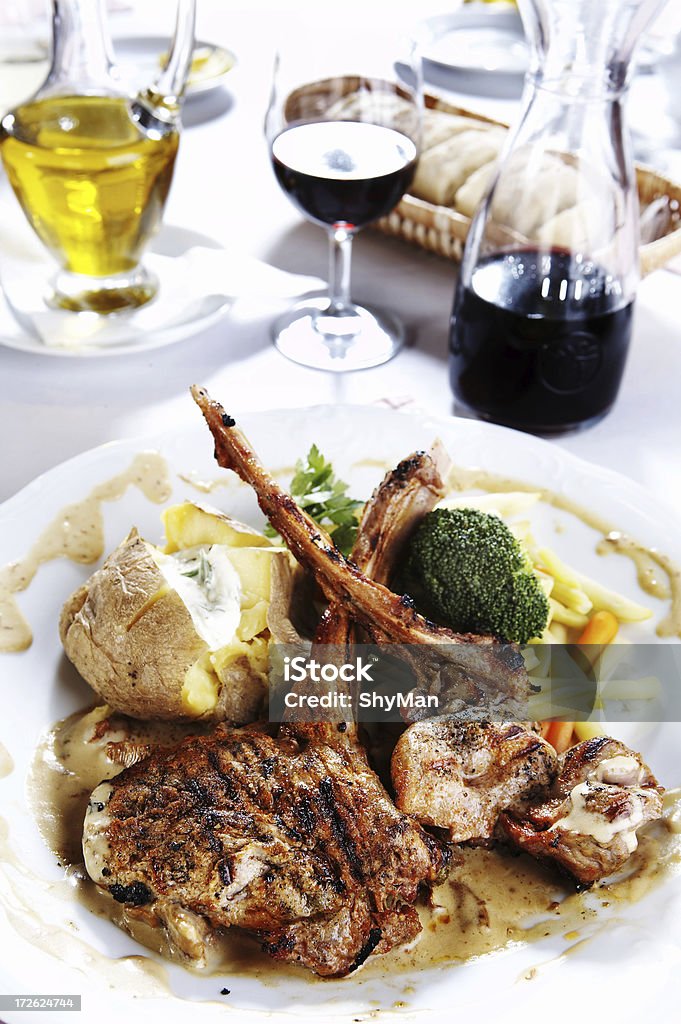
327, 225, 354, 315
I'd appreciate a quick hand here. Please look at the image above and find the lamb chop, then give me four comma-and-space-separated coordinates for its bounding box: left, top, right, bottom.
190, 386, 528, 706
497, 736, 664, 886
83, 723, 448, 977
348, 443, 450, 588
286, 443, 451, 738
391, 719, 557, 843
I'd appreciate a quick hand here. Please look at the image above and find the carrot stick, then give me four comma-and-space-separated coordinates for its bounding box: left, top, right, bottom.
574, 609, 619, 671
544, 721, 576, 753
543, 615, 618, 751
577, 609, 619, 646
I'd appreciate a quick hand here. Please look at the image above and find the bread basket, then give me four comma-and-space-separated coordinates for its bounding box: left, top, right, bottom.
375, 95, 681, 276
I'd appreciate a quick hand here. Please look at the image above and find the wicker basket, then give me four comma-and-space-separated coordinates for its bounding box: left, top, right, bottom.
375, 96, 681, 276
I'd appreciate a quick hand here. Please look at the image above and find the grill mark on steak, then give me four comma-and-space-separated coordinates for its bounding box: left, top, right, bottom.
207, 749, 237, 799
293, 792, 316, 835
349, 926, 383, 972
317, 776, 364, 883
261, 933, 295, 956
109, 882, 152, 907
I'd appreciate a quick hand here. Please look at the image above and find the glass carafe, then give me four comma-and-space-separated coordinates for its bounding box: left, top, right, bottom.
449, 0, 668, 434
0, 0, 195, 314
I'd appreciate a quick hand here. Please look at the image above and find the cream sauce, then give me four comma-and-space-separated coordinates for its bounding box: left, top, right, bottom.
177, 471, 229, 494
0, 811, 171, 997
178, 465, 298, 494
551, 786, 644, 852
0, 453, 171, 654
548, 755, 648, 853
0, 741, 14, 779
352, 457, 394, 472
597, 532, 671, 600
447, 465, 681, 639
597, 532, 681, 637
664, 788, 681, 835
27, 708, 681, 982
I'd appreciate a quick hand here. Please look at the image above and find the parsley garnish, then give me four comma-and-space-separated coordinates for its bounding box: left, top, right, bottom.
265, 444, 362, 556
181, 548, 212, 585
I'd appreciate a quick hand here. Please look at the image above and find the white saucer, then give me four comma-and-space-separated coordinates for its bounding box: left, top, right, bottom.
416, 5, 528, 98
112, 36, 237, 99
0, 223, 233, 357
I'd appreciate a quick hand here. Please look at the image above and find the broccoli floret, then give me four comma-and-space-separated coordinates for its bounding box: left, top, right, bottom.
397, 507, 549, 644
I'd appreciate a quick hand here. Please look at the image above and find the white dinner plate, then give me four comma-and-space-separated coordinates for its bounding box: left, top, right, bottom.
416, 6, 529, 98
0, 404, 679, 1024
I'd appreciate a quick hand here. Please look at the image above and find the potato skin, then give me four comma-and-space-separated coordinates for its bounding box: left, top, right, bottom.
60, 529, 209, 720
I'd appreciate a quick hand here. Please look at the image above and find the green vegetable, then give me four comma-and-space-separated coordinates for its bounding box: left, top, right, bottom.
180, 548, 212, 584
265, 444, 362, 556
398, 507, 549, 644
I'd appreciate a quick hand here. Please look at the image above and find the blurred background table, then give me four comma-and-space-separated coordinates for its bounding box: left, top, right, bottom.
1, 0, 680, 513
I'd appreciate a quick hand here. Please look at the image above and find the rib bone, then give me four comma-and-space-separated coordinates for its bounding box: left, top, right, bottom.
191, 386, 528, 701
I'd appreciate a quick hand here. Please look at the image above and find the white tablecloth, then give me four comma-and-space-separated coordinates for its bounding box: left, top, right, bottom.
1, 0, 680, 514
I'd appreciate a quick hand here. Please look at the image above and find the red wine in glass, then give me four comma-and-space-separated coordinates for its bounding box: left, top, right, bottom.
449, 249, 634, 434
271, 120, 417, 229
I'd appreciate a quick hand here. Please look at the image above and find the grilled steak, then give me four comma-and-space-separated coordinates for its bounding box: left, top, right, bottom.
392, 719, 557, 842
83, 723, 449, 976
497, 736, 664, 886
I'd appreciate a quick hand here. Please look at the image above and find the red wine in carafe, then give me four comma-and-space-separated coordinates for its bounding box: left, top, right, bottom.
271, 120, 417, 228
449, 249, 634, 433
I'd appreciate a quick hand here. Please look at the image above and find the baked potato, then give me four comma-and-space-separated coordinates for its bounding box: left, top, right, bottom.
59, 502, 297, 723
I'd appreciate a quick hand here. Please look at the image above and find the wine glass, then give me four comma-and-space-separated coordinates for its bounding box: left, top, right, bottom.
265, 22, 422, 372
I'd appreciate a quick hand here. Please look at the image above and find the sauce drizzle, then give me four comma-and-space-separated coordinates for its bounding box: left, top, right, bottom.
177, 471, 229, 494
0, 453, 171, 653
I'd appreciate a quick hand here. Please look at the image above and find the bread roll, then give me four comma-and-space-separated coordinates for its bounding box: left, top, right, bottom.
490, 155, 579, 236
536, 199, 609, 249
412, 128, 505, 207
454, 160, 497, 216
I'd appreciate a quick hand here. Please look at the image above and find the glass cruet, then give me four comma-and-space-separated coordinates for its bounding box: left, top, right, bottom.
0, 0, 195, 314
449, 0, 669, 435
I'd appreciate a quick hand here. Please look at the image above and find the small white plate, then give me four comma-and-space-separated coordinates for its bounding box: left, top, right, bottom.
417, 5, 528, 97
0, 223, 233, 358
113, 36, 237, 99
